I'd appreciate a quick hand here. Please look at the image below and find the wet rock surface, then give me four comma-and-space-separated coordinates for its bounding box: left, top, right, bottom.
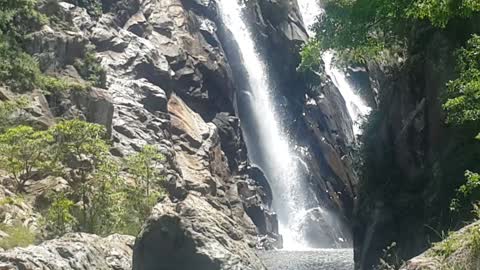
259, 249, 354, 270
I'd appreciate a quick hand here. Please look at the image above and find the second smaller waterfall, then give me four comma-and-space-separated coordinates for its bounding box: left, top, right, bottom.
298, 0, 371, 135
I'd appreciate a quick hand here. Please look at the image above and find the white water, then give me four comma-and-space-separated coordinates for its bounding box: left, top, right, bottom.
297, 0, 371, 135
216, 0, 311, 249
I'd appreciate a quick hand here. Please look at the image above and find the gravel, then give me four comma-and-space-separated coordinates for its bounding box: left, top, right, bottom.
259, 249, 354, 270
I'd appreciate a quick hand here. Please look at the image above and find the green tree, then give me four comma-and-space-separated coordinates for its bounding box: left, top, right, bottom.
48, 119, 111, 233
50, 119, 109, 186
0, 0, 47, 43
126, 145, 165, 197
0, 126, 53, 192
442, 35, 480, 221
79, 159, 124, 235
44, 193, 77, 237
444, 35, 480, 125
302, 0, 480, 67
118, 145, 166, 235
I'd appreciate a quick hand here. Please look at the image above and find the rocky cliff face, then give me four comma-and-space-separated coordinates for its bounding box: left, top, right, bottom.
1, 0, 279, 268
353, 26, 480, 269
0, 0, 361, 268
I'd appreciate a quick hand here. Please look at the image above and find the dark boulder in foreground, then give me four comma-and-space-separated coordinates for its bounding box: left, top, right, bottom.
132, 195, 267, 270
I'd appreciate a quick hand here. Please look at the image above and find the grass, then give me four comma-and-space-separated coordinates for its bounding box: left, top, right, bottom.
0, 224, 36, 250
427, 223, 480, 270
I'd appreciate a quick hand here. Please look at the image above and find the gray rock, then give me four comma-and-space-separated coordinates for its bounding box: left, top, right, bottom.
0, 233, 134, 270
133, 195, 267, 270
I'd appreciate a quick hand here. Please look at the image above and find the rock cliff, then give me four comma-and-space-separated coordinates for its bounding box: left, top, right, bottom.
353, 26, 480, 269
0, 0, 361, 268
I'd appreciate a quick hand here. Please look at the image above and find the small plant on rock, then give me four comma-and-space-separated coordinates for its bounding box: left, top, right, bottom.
0, 223, 36, 250
74, 46, 106, 88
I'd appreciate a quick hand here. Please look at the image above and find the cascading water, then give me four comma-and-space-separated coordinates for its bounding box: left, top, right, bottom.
216, 0, 312, 249
297, 0, 371, 135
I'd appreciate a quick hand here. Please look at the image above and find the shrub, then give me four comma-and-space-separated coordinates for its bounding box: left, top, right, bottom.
39, 75, 88, 93
0, 40, 43, 92
444, 35, 480, 125
50, 119, 109, 184
43, 143, 167, 238
0, 0, 47, 43
74, 46, 106, 88
126, 145, 165, 197
69, 0, 102, 17
0, 224, 36, 250
43, 193, 77, 237
0, 97, 29, 132
0, 39, 86, 93
0, 126, 54, 192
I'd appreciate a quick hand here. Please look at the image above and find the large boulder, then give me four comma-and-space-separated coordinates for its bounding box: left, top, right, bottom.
132, 195, 267, 270
0, 233, 134, 270
400, 221, 480, 270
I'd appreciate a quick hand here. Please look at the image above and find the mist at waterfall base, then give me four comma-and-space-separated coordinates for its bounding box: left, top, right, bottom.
216, 0, 349, 251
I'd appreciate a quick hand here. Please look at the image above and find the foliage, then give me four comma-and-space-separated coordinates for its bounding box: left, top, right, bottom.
432, 230, 463, 258
0, 38, 86, 93
299, 40, 323, 71
406, 0, 480, 28
75, 160, 125, 235
0, 1, 91, 93
42, 127, 165, 237
375, 242, 402, 270
0, 0, 47, 44
301, 0, 480, 68
0, 39, 42, 92
428, 224, 480, 270
39, 75, 88, 93
126, 145, 165, 197
69, 0, 102, 17
74, 46, 106, 88
119, 145, 166, 235
0, 224, 36, 250
444, 35, 480, 125
0, 126, 53, 192
0, 118, 166, 238
43, 193, 77, 237
0, 195, 24, 207
0, 97, 29, 132
50, 119, 109, 184
444, 35, 480, 219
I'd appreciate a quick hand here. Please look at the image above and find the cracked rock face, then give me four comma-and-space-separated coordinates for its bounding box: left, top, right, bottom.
0, 0, 281, 268
0, 0, 360, 268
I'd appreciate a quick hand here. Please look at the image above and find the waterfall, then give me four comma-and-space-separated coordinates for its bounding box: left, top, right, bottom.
216, 0, 312, 249
297, 0, 371, 135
